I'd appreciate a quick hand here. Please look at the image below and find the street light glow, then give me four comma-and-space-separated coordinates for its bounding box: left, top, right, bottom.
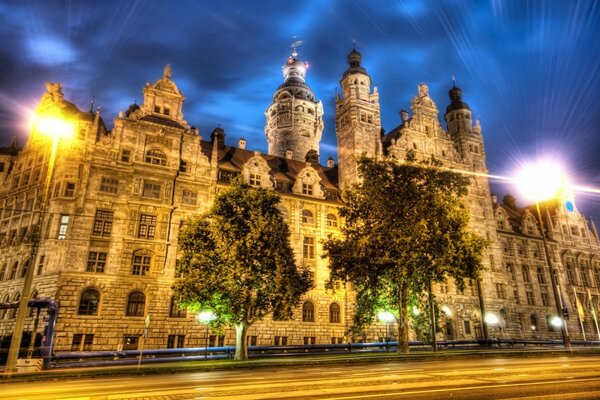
515, 161, 569, 202
197, 311, 216, 323
377, 311, 394, 322
484, 313, 499, 325
32, 114, 75, 140
441, 305, 452, 317
412, 306, 420, 316
550, 316, 563, 328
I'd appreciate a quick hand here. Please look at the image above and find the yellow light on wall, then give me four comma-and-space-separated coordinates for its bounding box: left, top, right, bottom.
32, 114, 75, 140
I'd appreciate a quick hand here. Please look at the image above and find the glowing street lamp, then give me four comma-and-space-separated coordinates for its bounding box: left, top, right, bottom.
515, 161, 572, 352
5, 111, 75, 373
198, 311, 216, 358
550, 316, 563, 328
377, 311, 394, 348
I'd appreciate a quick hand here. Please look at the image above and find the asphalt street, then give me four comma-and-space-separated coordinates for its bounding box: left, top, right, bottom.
2, 355, 600, 399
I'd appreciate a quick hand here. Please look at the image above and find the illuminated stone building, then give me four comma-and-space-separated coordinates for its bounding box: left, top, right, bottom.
0, 49, 599, 353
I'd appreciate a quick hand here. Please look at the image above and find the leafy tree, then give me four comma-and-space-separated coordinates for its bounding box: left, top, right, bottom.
173, 178, 312, 360
324, 155, 487, 353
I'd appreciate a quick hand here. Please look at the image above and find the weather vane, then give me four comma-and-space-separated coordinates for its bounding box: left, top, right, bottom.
290, 38, 303, 58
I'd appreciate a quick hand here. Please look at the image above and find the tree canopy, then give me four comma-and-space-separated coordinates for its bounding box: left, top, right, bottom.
324, 155, 488, 352
173, 178, 312, 360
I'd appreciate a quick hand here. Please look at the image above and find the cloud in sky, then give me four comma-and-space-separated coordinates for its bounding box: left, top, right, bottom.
1, 0, 600, 218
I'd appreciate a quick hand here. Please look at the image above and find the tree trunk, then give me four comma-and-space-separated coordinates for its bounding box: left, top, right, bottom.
397, 284, 410, 353
428, 281, 437, 352
234, 320, 249, 361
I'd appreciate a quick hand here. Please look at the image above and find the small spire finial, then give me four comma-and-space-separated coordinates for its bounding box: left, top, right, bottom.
452, 75, 456, 88
163, 64, 172, 79
352, 39, 356, 51
89, 97, 95, 113
290, 38, 303, 58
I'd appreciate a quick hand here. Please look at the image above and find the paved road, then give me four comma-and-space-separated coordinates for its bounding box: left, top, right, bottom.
2, 356, 600, 399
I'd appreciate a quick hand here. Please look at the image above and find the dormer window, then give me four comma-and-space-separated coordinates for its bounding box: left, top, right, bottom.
249, 173, 261, 186
145, 149, 167, 166
302, 183, 313, 195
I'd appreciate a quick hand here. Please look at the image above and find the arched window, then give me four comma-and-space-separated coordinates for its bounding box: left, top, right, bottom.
326, 214, 338, 228
302, 210, 314, 224
0, 294, 9, 319
530, 314, 538, 330
19, 259, 30, 279
169, 296, 186, 318
126, 291, 146, 317
78, 289, 100, 315
8, 293, 20, 319
29, 290, 38, 317
302, 301, 315, 322
145, 149, 167, 166
0, 263, 6, 281
9, 261, 18, 280
329, 303, 341, 323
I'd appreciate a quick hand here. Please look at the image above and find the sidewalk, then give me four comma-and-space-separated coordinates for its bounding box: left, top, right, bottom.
2, 346, 600, 383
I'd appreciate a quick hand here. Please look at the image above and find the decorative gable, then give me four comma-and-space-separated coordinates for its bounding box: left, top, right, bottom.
293, 165, 324, 198
241, 152, 273, 189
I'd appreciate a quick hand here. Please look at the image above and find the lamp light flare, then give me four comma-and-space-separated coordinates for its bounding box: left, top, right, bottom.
412, 306, 420, 316
32, 114, 75, 140
197, 311, 216, 323
377, 310, 394, 322
515, 161, 569, 202
550, 316, 563, 328
441, 305, 452, 317
484, 313, 499, 325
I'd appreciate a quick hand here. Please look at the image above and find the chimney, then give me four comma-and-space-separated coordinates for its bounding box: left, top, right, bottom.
400, 109, 409, 123
238, 137, 246, 150
491, 194, 497, 204
327, 157, 335, 168
210, 126, 225, 149
285, 149, 293, 160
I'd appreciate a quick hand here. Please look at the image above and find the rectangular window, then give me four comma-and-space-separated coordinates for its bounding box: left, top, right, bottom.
179, 160, 187, 172
99, 177, 119, 194
121, 150, 131, 162
581, 269, 591, 287
87, 252, 107, 273
274, 336, 288, 346
132, 255, 151, 276
303, 237, 315, 259
249, 174, 261, 186
463, 320, 472, 335
58, 214, 69, 240
303, 336, 316, 345
536, 267, 546, 284
167, 335, 185, 349
71, 334, 94, 352
142, 181, 161, 199
208, 335, 226, 347
526, 291, 535, 305
138, 214, 157, 239
247, 336, 257, 346
513, 288, 520, 304
37, 255, 45, 275
83, 334, 94, 351
123, 335, 139, 350
495, 283, 506, 299
331, 337, 343, 344
522, 265, 530, 283
92, 210, 113, 237
71, 334, 83, 351
182, 190, 197, 206
302, 183, 313, 195
506, 263, 516, 280
541, 292, 549, 306
64, 182, 76, 197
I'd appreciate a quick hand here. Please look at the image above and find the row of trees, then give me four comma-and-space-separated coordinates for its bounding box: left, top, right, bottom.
173, 155, 487, 360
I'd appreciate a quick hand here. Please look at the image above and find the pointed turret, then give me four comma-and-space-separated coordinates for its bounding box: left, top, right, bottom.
335, 46, 382, 191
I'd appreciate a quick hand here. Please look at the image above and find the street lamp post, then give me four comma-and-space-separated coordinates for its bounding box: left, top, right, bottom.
5, 113, 74, 373
377, 311, 394, 352
516, 162, 572, 352
198, 311, 216, 359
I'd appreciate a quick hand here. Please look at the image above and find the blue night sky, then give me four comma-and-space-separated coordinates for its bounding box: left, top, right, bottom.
1, 1, 600, 220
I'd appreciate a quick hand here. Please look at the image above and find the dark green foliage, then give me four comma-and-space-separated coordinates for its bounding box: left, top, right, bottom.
173, 178, 312, 360
324, 156, 488, 353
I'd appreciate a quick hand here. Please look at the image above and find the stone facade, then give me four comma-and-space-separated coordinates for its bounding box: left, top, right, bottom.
1, 49, 600, 353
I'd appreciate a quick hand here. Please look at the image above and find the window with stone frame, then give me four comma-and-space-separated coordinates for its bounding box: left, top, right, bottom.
526, 291, 535, 305
302, 301, 315, 322
169, 296, 187, 318
522, 265, 531, 283
71, 333, 94, 351
302, 183, 314, 195
87, 252, 107, 273
131, 254, 151, 276
594, 267, 600, 288
37, 255, 45, 275
303, 336, 316, 345
303, 236, 315, 259
495, 283, 506, 299
581, 268, 591, 287
123, 335, 139, 350
64, 182, 76, 197
167, 335, 185, 349
99, 177, 119, 194
182, 190, 197, 206
142, 181, 161, 199
249, 173, 262, 186
506, 263, 516, 280
138, 214, 157, 239
126, 291, 146, 317
179, 160, 187, 172
329, 303, 341, 323
302, 210, 314, 224
0, 263, 6, 281
19, 258, 30, 278
274, 336, 288, 345
145, 149, 167, 166
92, 210, 113, 237
120, 149, 131, 163
566, 260, 577, 285
326, 213, 338, 227
541, 292, 550, 306
536, 267, 546, 284
8, 261, 18, 280
58, 214, 69, 239
78, 288, 100, 315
